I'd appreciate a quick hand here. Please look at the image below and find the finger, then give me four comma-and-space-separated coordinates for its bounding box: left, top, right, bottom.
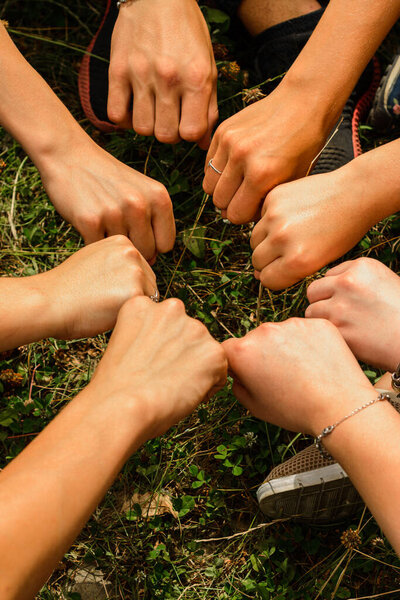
258, 257, 296, 291
304, 299, 331, 320
79, 217, 105, 245
196, 79, 219, 150
226, 178, 265, 224
104, 212, 129, 239
107, 70, 133, 129
203, 146, 229, 196
252, 237, 280, 272
154, 93, 181, 144
306, 277, 336, 304
132, 88, 156, 137
250, 219, 268, 251
204, 125, 220, 173
231, 378, 255, 408
212, 160, 243, 210
152, 196, 176, 254
138, 256, 158, 297
324, 261, 353, 278
180, 88, 209, 144
128, 220, 156, 263
254, 270, 260, 280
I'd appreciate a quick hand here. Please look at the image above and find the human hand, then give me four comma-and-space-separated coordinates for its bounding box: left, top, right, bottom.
40, 236, 157, 340
40, 138, 175, 263
223, 318, 376, 437
108, 0, 218, 148
305, 258, 400, 371
202, 84, 328, 224
250, 168, 377, 289
88, 296, 227, 440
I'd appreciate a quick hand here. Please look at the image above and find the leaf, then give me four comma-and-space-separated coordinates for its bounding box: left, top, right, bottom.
182, 225, 207, 258
232, 465, 243, 476
121, 492, 178, 520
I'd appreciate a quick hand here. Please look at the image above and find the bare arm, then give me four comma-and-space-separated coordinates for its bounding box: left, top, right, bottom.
251, 138, 400, 289
0, 236, 156, 351
203, 0, 400, 224
0, 297, 227, 599
224, 318, 400, 554
0, 23, 174, 260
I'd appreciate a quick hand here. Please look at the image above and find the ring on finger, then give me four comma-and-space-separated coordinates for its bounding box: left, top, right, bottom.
208, 158, 223, 175
150, 289, 160, 303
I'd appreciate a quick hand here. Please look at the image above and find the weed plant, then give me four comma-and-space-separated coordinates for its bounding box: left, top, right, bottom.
0, 2, 399, 598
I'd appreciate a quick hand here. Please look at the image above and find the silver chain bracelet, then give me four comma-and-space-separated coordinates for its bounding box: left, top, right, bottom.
315, 392, 391, 459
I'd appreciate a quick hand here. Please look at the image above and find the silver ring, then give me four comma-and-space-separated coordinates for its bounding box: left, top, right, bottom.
150, 289, 160, 303
208, 158, 223, 175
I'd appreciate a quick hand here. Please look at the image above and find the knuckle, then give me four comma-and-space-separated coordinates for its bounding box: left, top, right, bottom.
131, 55, 151, 81
229, 140, 249, 160
108, 60, 128, 83
180, 124, 207, 142
152, 184, 171, 209
79, 212, 102, 233
110, 233, 130, 246
339, 271, 357, 291
164, 297, 185, 313
107, 105, 126, 125
156, 58, 180, 87
186, 61, 211, 89
220, 128, 237, 149
155, 130, 180, 144
286, 248, 311, 274
127, 196, 150, 219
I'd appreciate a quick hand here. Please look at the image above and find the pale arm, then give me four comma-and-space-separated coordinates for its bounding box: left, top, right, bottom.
0, 23, 174, 260
0, 297, 227, 599
224, 318, 400, 555
0, 236, 157, 351
203, 0, 400, 224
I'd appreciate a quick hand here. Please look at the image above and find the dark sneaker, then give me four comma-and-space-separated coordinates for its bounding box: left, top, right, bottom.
257, 389, 400, 525
368, 51, 400, 132
78, 0, 120, 132
252, 12, 381, 174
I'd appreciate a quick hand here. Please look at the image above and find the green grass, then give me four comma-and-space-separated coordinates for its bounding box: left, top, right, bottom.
1, 2, 400, 598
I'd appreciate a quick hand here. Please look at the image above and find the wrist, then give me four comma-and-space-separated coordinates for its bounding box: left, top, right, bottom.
278, 69, 343, 136
81, 382, 155, 451
309, 383, 377, 440
0, 275, 54, 350
34, 125, 94, 176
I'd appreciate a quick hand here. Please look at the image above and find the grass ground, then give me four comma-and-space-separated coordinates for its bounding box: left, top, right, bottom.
0, 2, 400, 598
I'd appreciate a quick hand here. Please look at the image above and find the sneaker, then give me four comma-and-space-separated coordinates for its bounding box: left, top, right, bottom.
251, 12, 381, 174
78, 0, 120, 132
257, 389, 400, 525
368, 51, 400, 132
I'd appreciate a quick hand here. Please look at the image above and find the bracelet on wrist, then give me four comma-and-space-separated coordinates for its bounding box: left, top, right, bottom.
315, 392, 391, 460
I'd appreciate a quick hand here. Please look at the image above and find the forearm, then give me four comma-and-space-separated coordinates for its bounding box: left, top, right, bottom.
342, 138, 400, 224
0, 386, 146, 599
0, 276, 55, 351
281, 0, 400, 133
0, 23, 93, 171
315, 388, 400, 554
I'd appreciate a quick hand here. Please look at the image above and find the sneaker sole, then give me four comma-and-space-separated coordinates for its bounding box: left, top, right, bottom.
257, 463, 364, 525
352, 55, 381, 156
368, 54, 400, 131
78, 0, 121, 133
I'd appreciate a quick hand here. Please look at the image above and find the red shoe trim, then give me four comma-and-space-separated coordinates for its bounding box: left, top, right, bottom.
352, 56, 381, 156
78, 0, 120, 133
